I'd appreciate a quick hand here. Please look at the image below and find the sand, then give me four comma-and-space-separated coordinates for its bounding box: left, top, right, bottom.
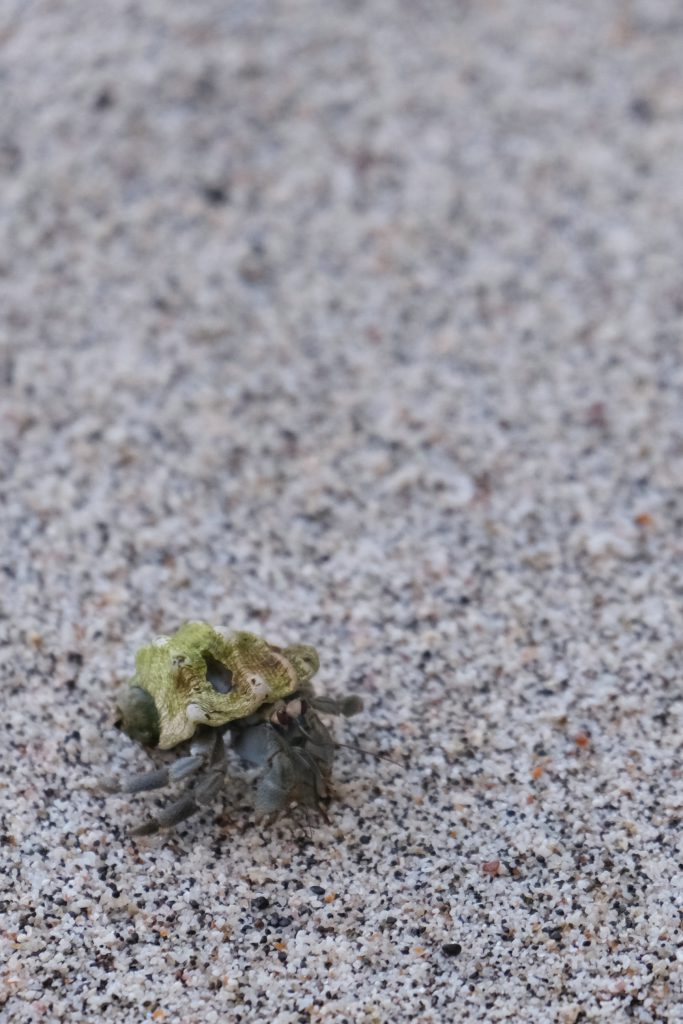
1, 1, 682, 1021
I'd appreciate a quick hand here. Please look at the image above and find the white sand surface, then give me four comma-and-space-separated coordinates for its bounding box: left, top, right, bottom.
1, 2, 682, 1021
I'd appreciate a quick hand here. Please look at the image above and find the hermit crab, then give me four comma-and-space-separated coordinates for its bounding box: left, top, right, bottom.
102, 621, 362, 835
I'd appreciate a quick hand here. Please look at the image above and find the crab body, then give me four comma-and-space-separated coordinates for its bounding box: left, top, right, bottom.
232, 688, 363, 816
104, 623, 362, 835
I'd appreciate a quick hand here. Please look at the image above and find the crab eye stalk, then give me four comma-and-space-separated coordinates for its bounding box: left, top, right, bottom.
116, 686, 161, 748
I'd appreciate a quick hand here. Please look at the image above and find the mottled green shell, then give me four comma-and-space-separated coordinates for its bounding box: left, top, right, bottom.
117, 621, 320, 749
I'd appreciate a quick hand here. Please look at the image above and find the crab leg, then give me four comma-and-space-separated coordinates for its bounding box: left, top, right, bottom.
101, 728, 218, 796
130, 731, 228, 836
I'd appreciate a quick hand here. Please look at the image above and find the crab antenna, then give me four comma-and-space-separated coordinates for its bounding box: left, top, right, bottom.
294, 719, 401, 768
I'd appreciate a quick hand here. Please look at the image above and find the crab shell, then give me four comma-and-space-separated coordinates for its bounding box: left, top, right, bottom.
116, 621, 320, 749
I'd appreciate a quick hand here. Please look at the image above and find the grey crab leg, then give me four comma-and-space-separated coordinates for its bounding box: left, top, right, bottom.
295, 713, 335, 767
254, 748, 296, 816
101, 727, 218, 796
308, 695, 363, 717
232, 720, 308, 815
231, 721, 282, 767
131, 731, 228, 836
230, 694, 361, 820
131, 793, 199, 835
252, 724, 330, 815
